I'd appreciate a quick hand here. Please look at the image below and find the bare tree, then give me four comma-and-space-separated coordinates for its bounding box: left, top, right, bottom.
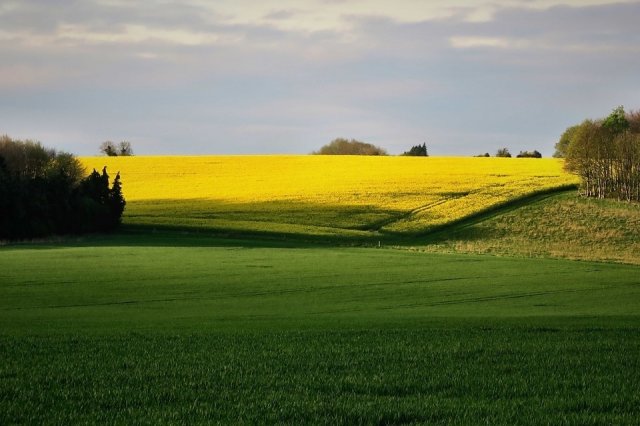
118, 141, 133, 156
100, 141, 118, 156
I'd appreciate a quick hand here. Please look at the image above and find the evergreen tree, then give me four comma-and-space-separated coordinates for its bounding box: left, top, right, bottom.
403, 143, 428, 156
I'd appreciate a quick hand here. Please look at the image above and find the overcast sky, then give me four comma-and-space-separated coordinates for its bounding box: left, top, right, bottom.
1, 0, 639, 156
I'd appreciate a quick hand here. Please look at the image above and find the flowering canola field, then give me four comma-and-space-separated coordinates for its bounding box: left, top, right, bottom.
80, 156, 578, 238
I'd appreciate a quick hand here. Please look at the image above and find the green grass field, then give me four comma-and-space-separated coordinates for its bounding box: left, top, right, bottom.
2, 232, 639, 423
419, 190, 640, 264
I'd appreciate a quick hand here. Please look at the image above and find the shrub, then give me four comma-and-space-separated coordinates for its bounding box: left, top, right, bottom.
516, 150, 542, 158
495, 148, 512, 158
313, 138, 387, 156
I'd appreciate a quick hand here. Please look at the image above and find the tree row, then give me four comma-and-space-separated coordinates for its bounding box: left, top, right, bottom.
0, 136, 126, 240
556, 107, 640, 202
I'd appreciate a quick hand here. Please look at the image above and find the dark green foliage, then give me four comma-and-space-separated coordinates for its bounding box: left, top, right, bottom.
402, 143, 428, 156
495, 147, 511, 157
603, 105, 630, 134
474, 152, 490, 157
313, 138, 387, 155
516, 150, 542, 158
75, 167, 126, 232
0, 136, 126, 239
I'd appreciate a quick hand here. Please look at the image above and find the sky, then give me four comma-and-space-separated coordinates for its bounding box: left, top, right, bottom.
1, 0, 639, 156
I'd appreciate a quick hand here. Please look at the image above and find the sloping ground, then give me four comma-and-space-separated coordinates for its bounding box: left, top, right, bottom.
80, 156, 577, 238
1, 235, 639, 423
418, 190, 640, 264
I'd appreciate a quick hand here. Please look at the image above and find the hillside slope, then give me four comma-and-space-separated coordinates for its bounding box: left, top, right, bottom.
80, 156, 576, 238
418, 190, 640, 264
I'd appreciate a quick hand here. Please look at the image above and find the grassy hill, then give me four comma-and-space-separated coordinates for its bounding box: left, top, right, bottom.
418, 190, 640, 264
80, 156, 577, 238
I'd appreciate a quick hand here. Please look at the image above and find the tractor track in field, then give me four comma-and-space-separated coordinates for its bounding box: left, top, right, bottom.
4, 267, 619, 312
358, 195, 468, 233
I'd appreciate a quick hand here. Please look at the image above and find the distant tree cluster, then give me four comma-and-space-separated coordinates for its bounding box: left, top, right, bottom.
402, 143, 428, 156
0, 136, 126, 240
516, 150, 542, 158
314, 138, 387, 156
100, 141, 133, 156
562, 106, 640, 201
493, 148, 541, 158
475, 153, 491, 157
495, 148, 512, 158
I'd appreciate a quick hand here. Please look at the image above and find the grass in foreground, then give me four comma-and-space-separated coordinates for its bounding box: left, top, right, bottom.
1, 232, 639, 423
2, 328, 639, 424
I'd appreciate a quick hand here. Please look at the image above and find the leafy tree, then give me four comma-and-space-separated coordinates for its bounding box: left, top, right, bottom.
402, 143, 428, 156
313, 138, 387, 156
554, 125, 579, 158
564, 107, 640, 201
602, 106, 629, 134
495, 148, 512, 158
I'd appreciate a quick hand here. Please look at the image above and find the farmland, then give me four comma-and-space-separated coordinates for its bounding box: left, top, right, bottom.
1, 233, 639, 424
80, 156, 577, 237
3, 156, 639, 424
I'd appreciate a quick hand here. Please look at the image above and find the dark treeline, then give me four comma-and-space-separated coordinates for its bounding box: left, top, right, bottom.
0, 136, 126, 240
516, 150, 542, 158
558, 107, 640, 201
402, 143, 428, 156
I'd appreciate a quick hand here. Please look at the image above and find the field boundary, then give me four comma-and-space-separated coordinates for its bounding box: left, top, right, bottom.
395, 184, 579, 242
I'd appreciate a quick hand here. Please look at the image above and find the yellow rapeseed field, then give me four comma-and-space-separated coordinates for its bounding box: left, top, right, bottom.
80, 156, 578, 237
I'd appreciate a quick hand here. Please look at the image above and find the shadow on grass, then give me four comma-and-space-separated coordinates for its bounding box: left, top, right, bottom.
417, 185, 578, 244
1, 186, 578, 250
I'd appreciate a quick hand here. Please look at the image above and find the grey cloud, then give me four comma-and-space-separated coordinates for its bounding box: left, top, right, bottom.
1, 1, 639, 156
263, 9, 299, 20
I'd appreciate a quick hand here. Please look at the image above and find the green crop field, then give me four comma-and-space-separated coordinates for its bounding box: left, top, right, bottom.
2, 231, 639, 424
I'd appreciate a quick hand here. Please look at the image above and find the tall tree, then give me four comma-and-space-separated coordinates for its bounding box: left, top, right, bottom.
1, 136, 126, 239
554, 125, 579, 158
564, 107, 640, 201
